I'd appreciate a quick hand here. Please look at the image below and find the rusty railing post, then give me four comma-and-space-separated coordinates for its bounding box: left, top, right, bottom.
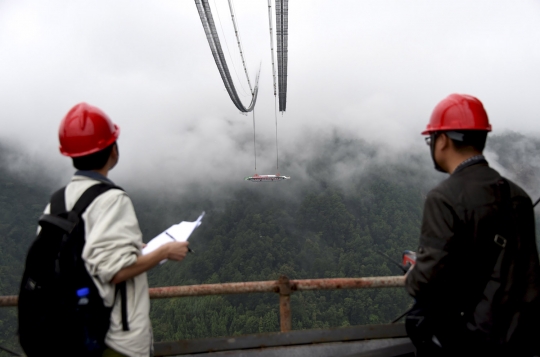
277, 275, 292, 332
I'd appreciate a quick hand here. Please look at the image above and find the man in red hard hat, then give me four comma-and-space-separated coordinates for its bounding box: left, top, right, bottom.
29, 103, 189, 356
405, 94, 540, 356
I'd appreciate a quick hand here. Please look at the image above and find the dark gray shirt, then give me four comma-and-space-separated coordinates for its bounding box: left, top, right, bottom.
406, 160, 540, 348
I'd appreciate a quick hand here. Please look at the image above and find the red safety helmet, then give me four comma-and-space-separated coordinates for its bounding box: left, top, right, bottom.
422, 94, 491, 135
59, 103, 120, 157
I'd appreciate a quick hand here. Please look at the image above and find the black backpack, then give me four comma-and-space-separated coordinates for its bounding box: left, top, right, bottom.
18, 183, 129, 357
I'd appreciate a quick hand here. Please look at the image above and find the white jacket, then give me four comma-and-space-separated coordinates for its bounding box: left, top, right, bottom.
44, 174, 152, 357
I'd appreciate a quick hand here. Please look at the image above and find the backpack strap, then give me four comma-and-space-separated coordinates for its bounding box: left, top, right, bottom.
41, 184, 124, 232
487, 179, 513, 278
71, 183, 130, 331
39, 188, 74, 233
475, 179, 512, 294
49, 187, 67, 215
116, 282, 130, 331
48, 183, 124, 216
71, 183, 124, 217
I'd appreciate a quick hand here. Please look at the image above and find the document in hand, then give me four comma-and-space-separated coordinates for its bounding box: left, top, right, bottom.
142, 211, 205, 263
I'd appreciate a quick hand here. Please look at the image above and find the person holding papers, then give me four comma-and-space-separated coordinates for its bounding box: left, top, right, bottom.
49, 103, 189, 356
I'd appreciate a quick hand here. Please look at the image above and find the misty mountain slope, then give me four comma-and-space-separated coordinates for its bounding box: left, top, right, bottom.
0, 132, 539, 349
147, 181, 419, 340
0, 146, 52, 355
144, 163, 433, 340
116, 132, 540, 340
486, 131, 540, 199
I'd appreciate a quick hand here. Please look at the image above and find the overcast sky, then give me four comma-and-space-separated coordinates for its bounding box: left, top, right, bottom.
1, 1, 539, 189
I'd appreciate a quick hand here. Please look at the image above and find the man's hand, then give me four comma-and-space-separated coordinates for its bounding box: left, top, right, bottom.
110, 241, 189, 284
163, 241, 189, 261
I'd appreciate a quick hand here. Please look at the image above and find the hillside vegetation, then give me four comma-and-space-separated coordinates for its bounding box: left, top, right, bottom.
0, 132, 538, 354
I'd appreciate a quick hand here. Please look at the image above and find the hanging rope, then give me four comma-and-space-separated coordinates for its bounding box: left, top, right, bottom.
196, 0, 287, 175
213, 0, 249, 97
228, 0, 253, 94
195, 0, 259, 112
274, 96, 279, 172
252, 108, 257, 172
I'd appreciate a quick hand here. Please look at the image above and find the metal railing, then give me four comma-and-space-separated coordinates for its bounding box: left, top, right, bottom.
0, 275, 405, 333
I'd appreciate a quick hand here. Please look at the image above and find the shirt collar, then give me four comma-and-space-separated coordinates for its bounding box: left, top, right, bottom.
452, 155, 487, 175
74, 170, 115, 185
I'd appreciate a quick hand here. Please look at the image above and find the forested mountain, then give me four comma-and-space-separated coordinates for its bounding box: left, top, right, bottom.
143, 172, 425, 341
0, 132, 539, 354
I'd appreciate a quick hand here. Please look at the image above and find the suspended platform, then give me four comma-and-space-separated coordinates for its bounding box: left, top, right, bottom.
245, 174, 290, 182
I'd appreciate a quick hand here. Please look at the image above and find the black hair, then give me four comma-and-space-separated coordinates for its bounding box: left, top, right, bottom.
448, 131, 488, 153
72, 143, 115, 170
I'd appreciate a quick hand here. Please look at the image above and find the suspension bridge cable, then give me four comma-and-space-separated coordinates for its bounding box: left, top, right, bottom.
213, 0, 249, 97
267, 0, 277, 97
268, 0, 280, 172
228, 0, 253, 94
195, 0, 259, 112
275, 0, 288, 112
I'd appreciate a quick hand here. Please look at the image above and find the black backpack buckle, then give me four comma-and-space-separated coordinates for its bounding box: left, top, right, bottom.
494, 234, 507, 248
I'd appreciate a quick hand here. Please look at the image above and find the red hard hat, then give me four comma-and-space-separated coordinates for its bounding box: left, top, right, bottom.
422, 94, 491, 135
59, 103, 120, 157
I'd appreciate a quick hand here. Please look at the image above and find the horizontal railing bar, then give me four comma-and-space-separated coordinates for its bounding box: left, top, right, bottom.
150, 280, 278, 298
0, 296, 17, 307
149, 276, 405, 300
0, 276, 405, 307
292, 276, 405, 291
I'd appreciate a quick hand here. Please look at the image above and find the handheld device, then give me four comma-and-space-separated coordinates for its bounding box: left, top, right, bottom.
402, 250, 417, 271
